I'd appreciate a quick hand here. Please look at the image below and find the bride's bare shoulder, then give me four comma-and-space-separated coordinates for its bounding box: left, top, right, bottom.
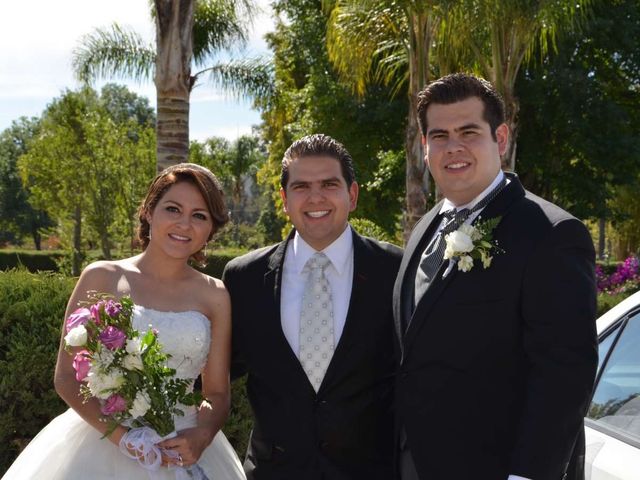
74, 257, 140, 293
191, 271, 229, 320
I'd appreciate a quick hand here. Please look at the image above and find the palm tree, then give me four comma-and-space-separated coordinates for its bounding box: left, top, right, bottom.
325, 0, 448, 237
73, 0, 273, 171
436, 0, 593, 170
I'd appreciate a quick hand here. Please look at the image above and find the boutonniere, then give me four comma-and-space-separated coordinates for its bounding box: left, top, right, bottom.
443, 216, 503, 272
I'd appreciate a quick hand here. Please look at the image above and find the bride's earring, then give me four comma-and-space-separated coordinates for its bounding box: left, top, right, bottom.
203, 242, 208, 258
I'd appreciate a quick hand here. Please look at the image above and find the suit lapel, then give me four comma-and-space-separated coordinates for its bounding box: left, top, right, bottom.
320, 230, 369, 389
263, 231, 312, 380
393, 203, 443, 351
402, 173, 525, 358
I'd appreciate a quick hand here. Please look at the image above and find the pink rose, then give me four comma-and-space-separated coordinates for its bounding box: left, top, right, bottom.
98, 326, 126, 350
65, 308, 92, 333
72, 350, 91, 382
101, 394, 127, 415
105, 300, 122, 318
90, 301, 105, 324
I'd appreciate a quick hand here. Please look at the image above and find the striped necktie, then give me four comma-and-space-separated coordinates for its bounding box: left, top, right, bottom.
411, 177, 507, 317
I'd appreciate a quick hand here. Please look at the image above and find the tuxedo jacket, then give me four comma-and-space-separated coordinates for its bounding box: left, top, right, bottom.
223, 228, 402, 480
393, 174, 598, 480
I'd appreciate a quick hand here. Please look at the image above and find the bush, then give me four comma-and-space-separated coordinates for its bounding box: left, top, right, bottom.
597, 291, 633, 317
198, 248, 248, 278
0, 269, 73, 472
0, 250, 64, 272
350, 217, 398, 244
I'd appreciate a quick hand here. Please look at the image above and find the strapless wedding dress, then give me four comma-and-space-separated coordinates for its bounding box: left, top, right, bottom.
2, 306, 246, 480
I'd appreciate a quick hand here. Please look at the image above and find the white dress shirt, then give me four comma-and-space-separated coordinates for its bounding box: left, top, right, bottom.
280, 226, 354, 355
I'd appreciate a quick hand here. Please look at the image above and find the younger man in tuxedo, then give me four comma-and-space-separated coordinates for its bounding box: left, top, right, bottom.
393, 73, 598, 480
223, 134, 402, 480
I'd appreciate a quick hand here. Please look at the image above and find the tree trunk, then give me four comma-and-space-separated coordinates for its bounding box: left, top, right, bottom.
72, 205, 83, 277
404, 96, 427, 242
403, 12, 433, 243
501, 88, 519, 172
154, 0, 195, 172
598, 217, 606, 260
100, 231, 111, 260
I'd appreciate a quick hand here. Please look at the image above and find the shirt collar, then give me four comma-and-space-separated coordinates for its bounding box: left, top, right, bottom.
439, 170, 506, 215
291, 225, 353, 275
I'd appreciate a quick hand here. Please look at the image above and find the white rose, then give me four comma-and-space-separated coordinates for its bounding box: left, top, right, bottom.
122, 353, 144, 371
129, 391, 151, 418
87, 369, 125, 399
64, 325, 87, 347
459, 224, 475, 237
443, 244, 455, 260
446, 230, 474, 253
125, 337, 143, 355
457, 255, 474, 272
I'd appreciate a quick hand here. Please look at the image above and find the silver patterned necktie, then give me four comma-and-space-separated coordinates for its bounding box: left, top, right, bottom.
299, 252, 334, 392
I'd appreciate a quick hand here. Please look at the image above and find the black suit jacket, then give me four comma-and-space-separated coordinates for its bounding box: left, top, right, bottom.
223, 228, 402, 480
393, 174, 598, 480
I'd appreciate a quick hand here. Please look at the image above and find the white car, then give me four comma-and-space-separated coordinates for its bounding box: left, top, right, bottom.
585, 289, 640, 478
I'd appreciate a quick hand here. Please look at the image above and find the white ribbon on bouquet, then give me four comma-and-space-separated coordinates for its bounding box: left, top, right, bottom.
119, 427, 209, 480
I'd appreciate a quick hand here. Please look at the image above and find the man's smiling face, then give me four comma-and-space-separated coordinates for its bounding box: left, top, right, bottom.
424, 96, 508, 206
280, 154, 358, 251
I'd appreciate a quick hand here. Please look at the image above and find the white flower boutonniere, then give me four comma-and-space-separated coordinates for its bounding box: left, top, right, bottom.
443, 216, 503, 272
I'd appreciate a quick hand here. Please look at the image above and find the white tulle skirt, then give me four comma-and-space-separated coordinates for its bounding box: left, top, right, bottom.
2, 408, 246, 480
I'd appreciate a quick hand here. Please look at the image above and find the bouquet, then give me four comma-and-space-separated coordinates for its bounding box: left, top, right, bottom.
64, 294, 202, 437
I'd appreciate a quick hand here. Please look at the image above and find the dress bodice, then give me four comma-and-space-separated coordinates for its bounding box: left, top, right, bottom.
132, 306, 211, 380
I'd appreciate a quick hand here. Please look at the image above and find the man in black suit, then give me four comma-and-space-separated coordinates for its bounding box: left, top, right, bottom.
223, 134, 402, 480
394, 73, 598, 480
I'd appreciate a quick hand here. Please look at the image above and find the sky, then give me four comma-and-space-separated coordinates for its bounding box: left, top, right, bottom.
0, 0, 274, 141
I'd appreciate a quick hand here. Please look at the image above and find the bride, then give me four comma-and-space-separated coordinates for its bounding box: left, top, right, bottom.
3, 164, 247, 479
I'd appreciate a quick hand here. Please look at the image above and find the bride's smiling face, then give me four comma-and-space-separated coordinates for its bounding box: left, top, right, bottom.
146, 181, 214, 260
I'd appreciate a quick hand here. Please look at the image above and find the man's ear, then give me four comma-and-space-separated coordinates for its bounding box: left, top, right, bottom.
279, 188, 288, 214
496, 123, 509, 156
421, 135, 427, 146
348, 182, 359, 212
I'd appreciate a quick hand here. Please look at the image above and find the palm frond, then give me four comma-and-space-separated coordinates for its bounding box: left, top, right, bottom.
72, 23, 155, 84
327, 0, 408, 96
193, 0, 255, 64
197, 56, 275, 102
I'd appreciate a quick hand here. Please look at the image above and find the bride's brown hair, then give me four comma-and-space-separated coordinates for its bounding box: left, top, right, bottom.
136, 163, 229, 266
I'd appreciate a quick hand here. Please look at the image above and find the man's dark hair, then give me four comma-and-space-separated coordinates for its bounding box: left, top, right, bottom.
280, 134, 356, 189
417, 73, 506, 141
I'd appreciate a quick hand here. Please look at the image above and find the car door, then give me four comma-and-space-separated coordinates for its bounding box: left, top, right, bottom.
585, 307, 640, 479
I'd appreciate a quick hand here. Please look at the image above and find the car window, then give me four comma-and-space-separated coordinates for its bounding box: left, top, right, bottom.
596, 322, 622, 373
588, 311, 640, 442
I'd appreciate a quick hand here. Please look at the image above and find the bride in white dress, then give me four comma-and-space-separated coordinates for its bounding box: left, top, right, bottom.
3, 164, 247, 480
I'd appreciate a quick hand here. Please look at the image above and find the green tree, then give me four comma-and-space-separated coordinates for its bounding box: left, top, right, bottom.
191, 133, 266, 244
73, 0, 272, 171
258, 0, 407, 237
325, 0, 448, 235
0, 118, 53, 248
18, 88, 156, 274
441, 0, 593, 170
516, 0, 640, 258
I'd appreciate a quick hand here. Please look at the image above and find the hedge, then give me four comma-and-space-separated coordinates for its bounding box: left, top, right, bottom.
0, 264, 252, 473
0, 250, 64, 272
0, 248, 247, 278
